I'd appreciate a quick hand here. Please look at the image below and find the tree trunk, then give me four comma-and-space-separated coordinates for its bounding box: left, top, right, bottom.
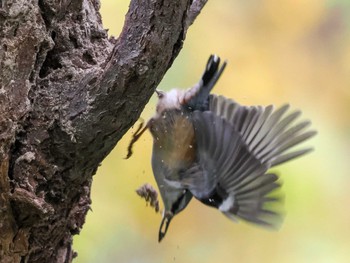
0, 0, 207, 262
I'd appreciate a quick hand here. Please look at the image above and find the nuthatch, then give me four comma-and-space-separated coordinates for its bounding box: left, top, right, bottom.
127, 55, 316, 242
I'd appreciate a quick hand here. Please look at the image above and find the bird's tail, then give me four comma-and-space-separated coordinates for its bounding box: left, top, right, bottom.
184, 55, 227, 111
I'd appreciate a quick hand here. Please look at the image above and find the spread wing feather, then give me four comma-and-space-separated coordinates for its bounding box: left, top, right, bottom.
209, 95, 316, 167
185, 111, 282, 227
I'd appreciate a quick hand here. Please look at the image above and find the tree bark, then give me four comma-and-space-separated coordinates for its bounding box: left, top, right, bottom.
0, 0, 207, 262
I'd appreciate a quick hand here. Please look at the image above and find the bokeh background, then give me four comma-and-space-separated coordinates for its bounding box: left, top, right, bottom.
74, 0, 350, 262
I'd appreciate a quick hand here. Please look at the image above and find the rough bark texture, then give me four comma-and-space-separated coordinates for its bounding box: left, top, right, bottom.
0, 0, 207, 262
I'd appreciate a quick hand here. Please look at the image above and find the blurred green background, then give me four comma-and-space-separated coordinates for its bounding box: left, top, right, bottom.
74, 0, 350, 262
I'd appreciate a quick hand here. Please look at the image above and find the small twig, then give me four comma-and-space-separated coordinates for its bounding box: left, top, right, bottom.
124, 120, 149, 159
136, 183, 160, 213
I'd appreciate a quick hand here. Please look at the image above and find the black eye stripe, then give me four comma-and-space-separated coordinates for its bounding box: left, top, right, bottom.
171, 190, 188, 214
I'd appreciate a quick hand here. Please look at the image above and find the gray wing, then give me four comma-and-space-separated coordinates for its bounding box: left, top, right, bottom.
209, 95, 317, 167
183, 111, 282, 227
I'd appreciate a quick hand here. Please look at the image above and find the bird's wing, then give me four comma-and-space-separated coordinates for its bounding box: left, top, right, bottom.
209, 95, 317, 167
180, 111, 282, 227
182, 55, 227, 111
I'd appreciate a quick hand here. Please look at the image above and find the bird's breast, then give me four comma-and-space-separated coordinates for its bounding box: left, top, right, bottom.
149, 110, 197, 172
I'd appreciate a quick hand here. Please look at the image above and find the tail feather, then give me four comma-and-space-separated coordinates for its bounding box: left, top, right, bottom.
183, 55, 227, 111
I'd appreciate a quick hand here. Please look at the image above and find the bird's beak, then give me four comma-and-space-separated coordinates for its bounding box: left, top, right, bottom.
158, 211, 173, 242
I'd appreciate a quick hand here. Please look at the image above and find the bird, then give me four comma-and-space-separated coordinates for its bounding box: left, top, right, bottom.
126, 55, 316, 242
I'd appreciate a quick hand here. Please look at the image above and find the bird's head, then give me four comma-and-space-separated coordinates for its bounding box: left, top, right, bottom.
158, 188, 193, 242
